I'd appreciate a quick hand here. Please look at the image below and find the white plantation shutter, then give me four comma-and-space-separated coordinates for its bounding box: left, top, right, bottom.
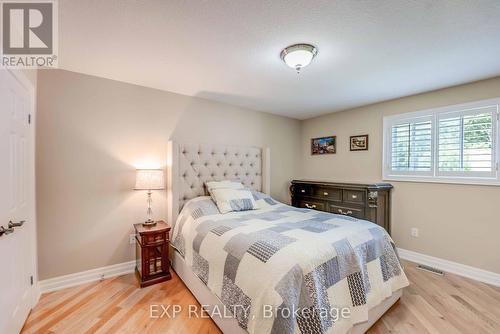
389, 117, 433, 174
438, 107, 496, 177
383, 98, 500, 185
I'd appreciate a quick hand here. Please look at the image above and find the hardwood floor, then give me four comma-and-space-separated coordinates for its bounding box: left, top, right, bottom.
22, 260, 500, 334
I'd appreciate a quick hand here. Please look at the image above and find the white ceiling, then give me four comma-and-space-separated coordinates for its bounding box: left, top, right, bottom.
59, 0, 500, 119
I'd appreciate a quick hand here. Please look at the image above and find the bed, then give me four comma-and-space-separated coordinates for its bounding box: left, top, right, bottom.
167, 141, 408, 334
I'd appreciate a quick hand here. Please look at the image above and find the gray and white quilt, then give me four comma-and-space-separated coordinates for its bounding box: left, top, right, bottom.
172, 192, 409, 334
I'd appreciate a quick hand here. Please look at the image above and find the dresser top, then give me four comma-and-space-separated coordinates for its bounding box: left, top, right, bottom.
291, 180, 393, 190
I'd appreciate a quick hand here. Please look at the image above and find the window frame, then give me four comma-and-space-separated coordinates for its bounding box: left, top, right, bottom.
383, 98, 500, 186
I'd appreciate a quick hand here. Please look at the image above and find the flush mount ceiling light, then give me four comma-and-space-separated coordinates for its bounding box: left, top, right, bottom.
280, 43, 318, 73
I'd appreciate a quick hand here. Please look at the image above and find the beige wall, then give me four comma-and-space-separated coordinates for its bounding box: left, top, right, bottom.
36, 70, 300, 280
299, 76, 500, 274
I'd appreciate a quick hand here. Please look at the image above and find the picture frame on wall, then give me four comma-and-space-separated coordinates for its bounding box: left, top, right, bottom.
311, 136, 336, 155
350, 134, 369, 151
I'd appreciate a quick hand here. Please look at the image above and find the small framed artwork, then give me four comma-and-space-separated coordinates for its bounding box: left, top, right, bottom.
350, 135, 369, 151
311, 136, 336, 155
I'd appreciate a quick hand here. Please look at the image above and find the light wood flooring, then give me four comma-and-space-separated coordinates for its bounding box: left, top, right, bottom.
22, 260, 500, 333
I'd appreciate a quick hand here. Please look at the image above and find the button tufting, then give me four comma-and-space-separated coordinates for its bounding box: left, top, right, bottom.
246, 173, 249, 176
211, 173, 214, 177
204, 162, 208, 166
190, 162, 194, 166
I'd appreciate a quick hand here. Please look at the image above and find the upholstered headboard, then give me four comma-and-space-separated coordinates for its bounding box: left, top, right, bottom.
167, 141, 270, 225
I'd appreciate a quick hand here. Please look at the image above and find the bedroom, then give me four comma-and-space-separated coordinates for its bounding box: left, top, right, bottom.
1, 1, 499, 333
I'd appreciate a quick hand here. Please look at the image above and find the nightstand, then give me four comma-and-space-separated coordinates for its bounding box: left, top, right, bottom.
134, 220, 172, 288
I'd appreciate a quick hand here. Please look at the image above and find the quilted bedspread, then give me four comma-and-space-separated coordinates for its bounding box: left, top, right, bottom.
172, 192, 408, 334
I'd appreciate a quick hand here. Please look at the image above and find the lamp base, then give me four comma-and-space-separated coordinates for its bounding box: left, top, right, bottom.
142, 219, 157, 226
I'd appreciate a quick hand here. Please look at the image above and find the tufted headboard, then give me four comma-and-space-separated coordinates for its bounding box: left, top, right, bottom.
167, 141, 270, 225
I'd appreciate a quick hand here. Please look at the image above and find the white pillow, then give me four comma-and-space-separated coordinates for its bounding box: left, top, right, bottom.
204, 180, 259, 213
205, 180, 244, 193
209, 187, 258, 214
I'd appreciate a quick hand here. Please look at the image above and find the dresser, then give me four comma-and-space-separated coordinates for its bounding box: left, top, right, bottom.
290, 180, 393, 233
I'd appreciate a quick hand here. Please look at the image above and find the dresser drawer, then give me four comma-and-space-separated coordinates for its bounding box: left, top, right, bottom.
313, 187, 341, 201
329, 204, 364, 219
298, 199, 325, 211
342, 190, 365, 204
294, 184, 312, 196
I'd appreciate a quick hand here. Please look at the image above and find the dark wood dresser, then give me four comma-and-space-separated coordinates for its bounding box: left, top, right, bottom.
290, 180, 393, 233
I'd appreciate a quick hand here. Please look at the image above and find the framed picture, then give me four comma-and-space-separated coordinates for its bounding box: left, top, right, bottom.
311, 136, 336, 155
350, 134, 369, 151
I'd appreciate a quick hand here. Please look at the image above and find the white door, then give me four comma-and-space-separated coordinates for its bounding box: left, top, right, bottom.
0, 69, 36, 334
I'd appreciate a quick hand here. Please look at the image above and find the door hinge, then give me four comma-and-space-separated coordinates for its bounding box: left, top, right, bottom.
28, 114, 31, 124
30, 275, 33, 286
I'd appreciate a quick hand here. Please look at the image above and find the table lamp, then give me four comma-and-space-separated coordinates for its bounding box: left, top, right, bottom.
135, 169, 165, 226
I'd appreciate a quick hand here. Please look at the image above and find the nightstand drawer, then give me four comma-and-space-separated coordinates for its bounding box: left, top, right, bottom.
140, 232, 168, 246
343, 190, 365, 204
298, 199, 325, 211
313, 187, 341, 201
329, 204, 364, 219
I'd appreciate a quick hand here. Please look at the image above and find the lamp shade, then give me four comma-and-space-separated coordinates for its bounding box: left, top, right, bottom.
135, 169, 165, 190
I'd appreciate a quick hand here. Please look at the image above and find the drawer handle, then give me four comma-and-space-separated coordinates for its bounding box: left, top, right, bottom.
323, 192, 329, 196
301, 189, 305, 193
338, 209, 353, 215
305, 203, 317, 209
351, 195, 358, 199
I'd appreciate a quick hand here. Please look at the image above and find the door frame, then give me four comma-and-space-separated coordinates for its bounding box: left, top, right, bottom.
6, 69, 39, 307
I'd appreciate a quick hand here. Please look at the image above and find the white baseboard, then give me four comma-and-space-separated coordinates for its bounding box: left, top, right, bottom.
38, 260, 136, 293
398, 248, 500, 287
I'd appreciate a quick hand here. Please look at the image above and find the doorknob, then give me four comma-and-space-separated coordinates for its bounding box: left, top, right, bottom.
8, 220, 25, 228
0, 226, 14, 237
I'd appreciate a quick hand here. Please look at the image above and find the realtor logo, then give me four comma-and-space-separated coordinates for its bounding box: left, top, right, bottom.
1, 0, 58, 68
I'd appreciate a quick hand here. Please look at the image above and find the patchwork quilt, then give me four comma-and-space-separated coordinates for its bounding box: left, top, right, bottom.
172, 192, 409, 334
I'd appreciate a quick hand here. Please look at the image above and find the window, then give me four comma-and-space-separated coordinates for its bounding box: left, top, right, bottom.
383, 98, 499, 185
390, 117, 432, 174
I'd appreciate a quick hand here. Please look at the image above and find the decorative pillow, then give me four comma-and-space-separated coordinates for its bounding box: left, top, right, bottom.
209, 187, 258, 214
205, 180, 245, 194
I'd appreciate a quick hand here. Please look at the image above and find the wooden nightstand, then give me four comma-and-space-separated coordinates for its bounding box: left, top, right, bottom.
134, 220, 172, 288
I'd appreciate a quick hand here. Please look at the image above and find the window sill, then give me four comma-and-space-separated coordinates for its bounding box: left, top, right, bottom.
383, 175, 500, 187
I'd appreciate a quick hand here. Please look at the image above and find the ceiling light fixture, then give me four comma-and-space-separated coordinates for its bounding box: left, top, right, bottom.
280, 43, 318, 73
